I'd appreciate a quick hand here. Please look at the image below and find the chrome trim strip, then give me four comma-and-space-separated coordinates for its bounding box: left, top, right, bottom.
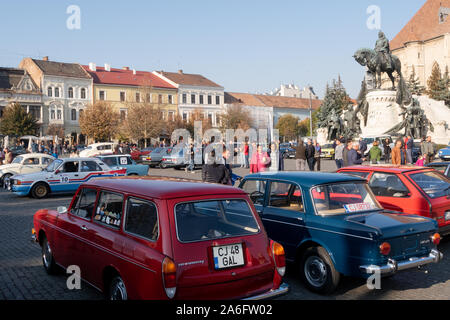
360, 249, 443, 274
242, 283, 289, 300
260, 218, 373, 241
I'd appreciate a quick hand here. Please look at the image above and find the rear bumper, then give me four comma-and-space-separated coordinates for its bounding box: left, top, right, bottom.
242, 283, 289, 300
359, 249, 443, 275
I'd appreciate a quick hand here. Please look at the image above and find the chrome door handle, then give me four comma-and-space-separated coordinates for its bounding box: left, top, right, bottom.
81, 226, 88, 231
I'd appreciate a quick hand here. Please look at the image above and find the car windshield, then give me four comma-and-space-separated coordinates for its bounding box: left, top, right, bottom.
311, 182, 381, 215
363, 138, 375, 144
323, 144, 333, 149
45, 159, 63, 172
175, 199, 260, 242
409, 171, 450, 199
12, 156, 23, 164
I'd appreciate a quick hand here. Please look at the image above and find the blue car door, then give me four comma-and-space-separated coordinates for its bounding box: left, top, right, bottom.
260, 180, 306, 261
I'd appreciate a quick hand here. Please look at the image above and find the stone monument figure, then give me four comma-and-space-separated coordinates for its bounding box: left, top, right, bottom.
342, 103, 361, 138
325, 109, 343, 141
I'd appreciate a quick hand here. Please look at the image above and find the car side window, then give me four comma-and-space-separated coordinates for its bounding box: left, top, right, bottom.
124, 198, 158, 241
94, 191, 124, 228
23, 158, 39, 165
71, 188, 98, 220
81, 161, 102, 172
62, 161, 79, 173
269, 182, 304, 212
342, 171, 370, 179
102, 157, 117, 167
41, 157, 53, 165
369, 173, 410, 198
241, 180, 267, 206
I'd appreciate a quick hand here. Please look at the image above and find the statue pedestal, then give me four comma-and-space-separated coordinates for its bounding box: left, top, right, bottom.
316, 128, 328, 145
360, 90, 402, 137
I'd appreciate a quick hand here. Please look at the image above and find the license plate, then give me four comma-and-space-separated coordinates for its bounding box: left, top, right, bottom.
212, 243, 244, 269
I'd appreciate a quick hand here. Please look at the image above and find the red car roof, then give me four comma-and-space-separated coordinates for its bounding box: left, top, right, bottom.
341, 165, 431, 173
83, 176, 244, 200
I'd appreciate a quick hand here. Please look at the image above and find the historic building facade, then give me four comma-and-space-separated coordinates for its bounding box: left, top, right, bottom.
388, 0, 450, 88
0, 68, 43, 135
19, 57, 93, 144
153, 70, 224, 127
267, 84, 319, 99
83, 64, 178, 122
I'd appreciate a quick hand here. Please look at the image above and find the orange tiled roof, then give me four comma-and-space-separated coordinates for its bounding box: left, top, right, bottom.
390, 0, 450, 50
225, 92, 322, 110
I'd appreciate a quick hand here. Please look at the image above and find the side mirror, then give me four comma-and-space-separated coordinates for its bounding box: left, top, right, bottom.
57, 206, 68, 214
55, 169, 60, 174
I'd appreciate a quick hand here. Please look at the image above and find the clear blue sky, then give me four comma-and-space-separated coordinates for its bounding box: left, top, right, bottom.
0, 0, 426, 98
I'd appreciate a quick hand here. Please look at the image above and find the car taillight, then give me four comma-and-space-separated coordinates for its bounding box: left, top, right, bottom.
379, 242, 391, 256
270, 241, 286, 276
162, 257, 177, 299
432, 233, 441, 245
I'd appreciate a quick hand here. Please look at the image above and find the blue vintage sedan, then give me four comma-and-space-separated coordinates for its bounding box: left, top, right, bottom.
97, 155, 149, 176
438, 143, 450, 161
238, 172, 443, 294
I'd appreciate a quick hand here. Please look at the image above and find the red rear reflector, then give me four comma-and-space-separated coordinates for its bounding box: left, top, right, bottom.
432, 233, 441, 245
379, 242, 391, 256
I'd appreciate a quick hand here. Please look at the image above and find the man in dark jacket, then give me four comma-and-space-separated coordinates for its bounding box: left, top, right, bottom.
305, 139, 316, 171
348, 142, 366, 166
342, 140, 353, 167
202, 150, 230, 184
295, 139, 307, 171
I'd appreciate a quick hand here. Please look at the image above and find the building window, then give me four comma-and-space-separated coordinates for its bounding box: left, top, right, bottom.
182, 112, 188, 122
71, 109, 77, 121
182, 93, 187, 104
216, 95, 220, 105
54, 87, 60, 98
57, 109, 62, 120
208, 95, 212, 105
136, 92, 141, 102
199, 95, 204, 104
191, 94, 196, 104
29, 106, 41, 121
208, 113, 213, 125
81, 88, 86, 99
99, 91, 105, 101
120, 92, 126, 102
168, 95, 173, 104
48, 87, 53, 97
68, 87, 74, 99
168, 111, 175, 121
146, 93, 151, 103
158, 94, 163, 104
79, 109, 84, 118
120, 109, 127, 121
50, 109, 55, 120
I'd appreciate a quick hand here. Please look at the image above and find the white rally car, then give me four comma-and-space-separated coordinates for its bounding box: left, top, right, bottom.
8, 157, 126, 199
0, 153, 55, 188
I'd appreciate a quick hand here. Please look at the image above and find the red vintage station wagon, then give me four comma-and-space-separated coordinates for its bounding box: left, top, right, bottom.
32, 177, 288, 300
338, 165, 450, 236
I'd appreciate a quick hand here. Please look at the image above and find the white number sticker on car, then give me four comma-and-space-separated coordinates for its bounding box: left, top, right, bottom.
60, 176, 70, 183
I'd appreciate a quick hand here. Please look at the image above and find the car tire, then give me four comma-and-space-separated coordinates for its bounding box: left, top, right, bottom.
108, 276, 128, 300
31, 183, 49, 199
300, 246, 340, 294
1, 173, 12, 188
42, 237, 58, 275
160, 163, 167, 169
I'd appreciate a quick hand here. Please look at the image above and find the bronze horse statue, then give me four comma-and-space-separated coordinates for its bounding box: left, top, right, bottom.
353, 48, 402, 90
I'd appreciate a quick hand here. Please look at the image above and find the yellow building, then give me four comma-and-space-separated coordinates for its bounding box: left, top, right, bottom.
82, 64, 178, 122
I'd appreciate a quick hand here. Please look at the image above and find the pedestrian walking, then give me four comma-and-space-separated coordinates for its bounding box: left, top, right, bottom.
368, 141, 382, 164
421, 136, 435, 164
383, 138, 392, 163
334, 139, 345, 169
391, 140, 404, 165
314, 140, 321, 171
201, 150, 230, 184
295, 139, 307, 171
342, 140, 353, 167
404, 135, 413, 164
250, 144, 270, 174
305, 139, 316, 171
4, 148, 13, 164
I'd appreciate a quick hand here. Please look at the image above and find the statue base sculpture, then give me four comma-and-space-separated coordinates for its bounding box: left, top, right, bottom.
359, 90, 402, 138
416, 96, 450, 145
316, 127, 328, 145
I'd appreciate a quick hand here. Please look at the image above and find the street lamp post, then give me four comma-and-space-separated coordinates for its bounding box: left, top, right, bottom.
309, 91, 313, 140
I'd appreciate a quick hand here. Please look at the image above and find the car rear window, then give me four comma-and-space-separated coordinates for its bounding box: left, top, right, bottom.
409, 171, 450, 199
174, 200, 260, 243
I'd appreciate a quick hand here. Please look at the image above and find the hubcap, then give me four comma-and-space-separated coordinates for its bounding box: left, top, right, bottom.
110, 279, 127, 300
304, 256, 328, 288
43, 241, 51, 268
36, 186, 47, 197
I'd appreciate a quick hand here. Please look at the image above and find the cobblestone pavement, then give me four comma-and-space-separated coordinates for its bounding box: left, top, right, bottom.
0, 159, 449, 300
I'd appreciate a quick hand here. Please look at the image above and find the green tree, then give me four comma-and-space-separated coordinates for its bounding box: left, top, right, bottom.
0, 103, 40, 136
407, 66, 425, 96
316, 76, 350, 128
275, 114, 300, 141
427, 62, 450, 107
219, 104, 252, 132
